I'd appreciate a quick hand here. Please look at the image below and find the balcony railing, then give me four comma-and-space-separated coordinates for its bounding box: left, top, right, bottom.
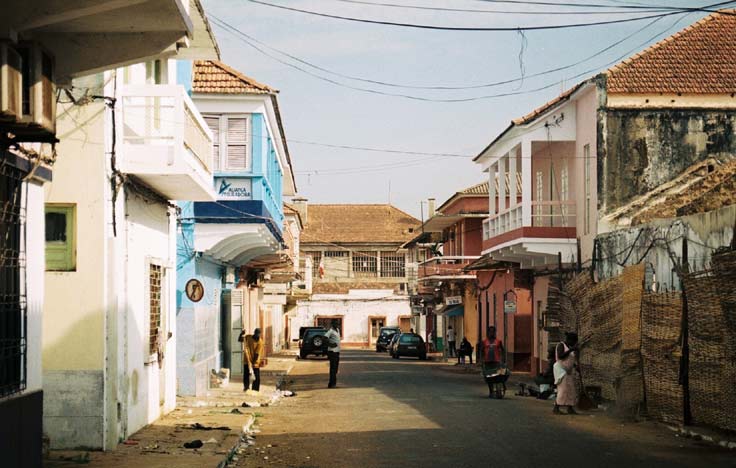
118, 84, 215, 201
484, 200, 576, 240
418, 256, 479, 279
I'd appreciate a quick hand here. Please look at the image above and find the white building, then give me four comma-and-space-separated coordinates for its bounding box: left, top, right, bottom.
0, 1, 216, 464
42, 55, 217, 449
292, 202, 420, 347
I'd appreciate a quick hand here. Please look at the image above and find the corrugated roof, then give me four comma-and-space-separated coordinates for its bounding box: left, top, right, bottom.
301, 204, 420, 244
193, 60, 278, 94
606, 10, 736, 94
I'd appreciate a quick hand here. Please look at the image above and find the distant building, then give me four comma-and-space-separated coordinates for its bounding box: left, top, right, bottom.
291, 202, 420, 347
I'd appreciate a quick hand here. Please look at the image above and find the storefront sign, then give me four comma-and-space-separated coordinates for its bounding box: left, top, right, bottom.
445, 296, 462, 306
216, 178, 252, 200
411, 305, 423, 315
504, 300, 517, 314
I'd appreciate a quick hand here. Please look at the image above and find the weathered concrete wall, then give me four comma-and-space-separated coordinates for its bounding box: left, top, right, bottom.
597, 205, 735, 290
599, 108, 736, 214
43, 371, 104, 449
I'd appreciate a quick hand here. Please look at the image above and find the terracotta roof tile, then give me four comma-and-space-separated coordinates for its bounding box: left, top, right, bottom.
301, 204, 420, 244
459, 181, 489, 195
606, 10, 736, 94
193, 60, 277, 94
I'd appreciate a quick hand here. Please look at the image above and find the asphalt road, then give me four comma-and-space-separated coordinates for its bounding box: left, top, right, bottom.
237, 350, 735, 468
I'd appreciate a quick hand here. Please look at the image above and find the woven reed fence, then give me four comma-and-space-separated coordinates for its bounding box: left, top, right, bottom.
641, 292, 683, 424
681, 249, 736, 432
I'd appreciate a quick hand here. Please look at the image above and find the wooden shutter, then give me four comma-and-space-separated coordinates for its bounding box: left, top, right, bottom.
204, 116, 220, 171
227, 117, 248, 170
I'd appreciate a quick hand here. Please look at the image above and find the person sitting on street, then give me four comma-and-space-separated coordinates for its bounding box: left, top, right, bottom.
458, 337, 474, 365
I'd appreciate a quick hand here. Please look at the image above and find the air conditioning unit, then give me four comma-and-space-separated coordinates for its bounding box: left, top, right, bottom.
0, 42, 22, 121
17, 42, 56, 135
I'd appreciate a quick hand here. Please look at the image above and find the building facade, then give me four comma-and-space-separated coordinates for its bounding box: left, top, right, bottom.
292, 202, 419, 347
1, 1, 217, 463
474, 9, 736, 373
176, 60, 297, 396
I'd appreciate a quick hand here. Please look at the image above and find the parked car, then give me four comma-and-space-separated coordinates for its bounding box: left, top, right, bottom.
376, 326, 401, 352
387, 332, 401, 356
299, 327, 328, 359
391, 333, 427, 360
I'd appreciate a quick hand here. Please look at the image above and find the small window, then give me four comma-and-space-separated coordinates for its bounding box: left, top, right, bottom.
353, 251, 377, 277
149, 263, 163, 355
45, 204, 75, 271
324, 250, 348, 257
227, 117, 248, 170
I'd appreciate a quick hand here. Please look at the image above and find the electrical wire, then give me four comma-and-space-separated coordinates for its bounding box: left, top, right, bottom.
211, 9, 702, 102
325, 0, 675, 15
210, 13, 668, 91
243, 0, 728, 31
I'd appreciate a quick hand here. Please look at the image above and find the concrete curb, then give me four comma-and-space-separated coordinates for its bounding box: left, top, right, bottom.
668, 425, 736, 450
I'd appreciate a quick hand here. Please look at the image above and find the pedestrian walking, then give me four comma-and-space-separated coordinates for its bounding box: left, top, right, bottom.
447, 326, 456, 358
480, 326, 505, 398
459, 337, 473, 364
325, 319, 341, 388
239, 327, 265, 392
553, 332, 579, 414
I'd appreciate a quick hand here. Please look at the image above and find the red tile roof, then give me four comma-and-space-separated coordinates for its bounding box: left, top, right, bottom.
193, 60, 277, 94
606, 10, 736, 94
301, 204, 420, 244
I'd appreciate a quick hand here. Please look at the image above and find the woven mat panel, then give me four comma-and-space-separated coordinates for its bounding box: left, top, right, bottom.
683, 250, 736, 432
617, 265, 646, 414
641, 292, 683, 425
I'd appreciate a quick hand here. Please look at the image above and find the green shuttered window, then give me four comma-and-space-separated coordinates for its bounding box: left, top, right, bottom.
45, 204, 75, 271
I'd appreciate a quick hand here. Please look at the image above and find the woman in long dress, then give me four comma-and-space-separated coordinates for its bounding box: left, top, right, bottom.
554, 332, 579, 415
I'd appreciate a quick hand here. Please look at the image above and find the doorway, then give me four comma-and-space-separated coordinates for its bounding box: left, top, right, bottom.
369, 317, 386, 344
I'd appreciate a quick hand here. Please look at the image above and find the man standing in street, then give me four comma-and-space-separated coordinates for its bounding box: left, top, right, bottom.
447, 326, 456, 358
325, 320, 341, 388
239, 327, 265, 392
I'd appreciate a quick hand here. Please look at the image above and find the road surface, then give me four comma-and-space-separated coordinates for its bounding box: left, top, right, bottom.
236, 350, 734, 468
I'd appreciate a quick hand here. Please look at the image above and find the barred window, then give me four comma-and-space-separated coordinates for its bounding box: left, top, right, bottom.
0, 163, 25, 398
324, 250, 348, 257
310, 252, 322, 278
149, 264, 162, 355
352, 252, 377, 277
380, 252, 406, 278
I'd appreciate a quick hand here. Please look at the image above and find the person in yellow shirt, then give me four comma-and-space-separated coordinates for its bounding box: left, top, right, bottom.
239, 328, 265, 392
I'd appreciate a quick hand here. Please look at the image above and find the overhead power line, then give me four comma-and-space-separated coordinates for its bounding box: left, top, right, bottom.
211, 10, 698, 102
211, 12, 663, 91
243, 0, 728, 31
326, 0, 674, 15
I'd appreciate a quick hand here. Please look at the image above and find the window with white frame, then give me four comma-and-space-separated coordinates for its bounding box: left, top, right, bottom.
352, 251, 377, 277
203, 115, 250, 171
380, 252, 406, 278
584, 144, 591, 235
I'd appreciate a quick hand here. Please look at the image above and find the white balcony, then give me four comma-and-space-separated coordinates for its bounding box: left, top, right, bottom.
118, 84, 216, 201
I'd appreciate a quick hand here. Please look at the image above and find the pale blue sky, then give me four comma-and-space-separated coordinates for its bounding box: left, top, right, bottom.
202, 0, 714, 218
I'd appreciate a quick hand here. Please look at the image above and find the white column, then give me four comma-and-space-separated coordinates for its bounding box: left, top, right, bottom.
521, 139, 533, 226
498, 155, 507, 213
509, 148, 517, 209
488, 163, 496, 216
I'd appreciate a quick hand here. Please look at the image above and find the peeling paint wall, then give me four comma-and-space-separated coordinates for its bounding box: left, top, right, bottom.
599, 108, 736, 214
596, 205, 735, 291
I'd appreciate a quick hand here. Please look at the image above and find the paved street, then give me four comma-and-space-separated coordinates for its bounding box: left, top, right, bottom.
237, 350, 734, 468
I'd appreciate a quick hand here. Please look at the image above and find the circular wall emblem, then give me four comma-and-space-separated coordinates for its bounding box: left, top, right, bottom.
185, 279, 204, 303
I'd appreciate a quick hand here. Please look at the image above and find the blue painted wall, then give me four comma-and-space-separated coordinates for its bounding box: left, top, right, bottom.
176, 201, 225, 396
176, 60, 193, 94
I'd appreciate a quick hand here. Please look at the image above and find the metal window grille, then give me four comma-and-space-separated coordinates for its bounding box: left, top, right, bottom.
310, 252, 322, 278
0, 161, 26, 398
149, 264, 162, 355
380, 252, 405, 278
323, 250, 348, 258
352, 252, 377, 277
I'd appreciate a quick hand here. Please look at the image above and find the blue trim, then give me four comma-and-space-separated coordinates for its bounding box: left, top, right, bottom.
176, 60, 193, 95
193, 200, 284, 244
444, 304, 464, 317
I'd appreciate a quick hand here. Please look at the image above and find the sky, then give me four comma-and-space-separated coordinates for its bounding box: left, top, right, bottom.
201, 0, 716, 219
